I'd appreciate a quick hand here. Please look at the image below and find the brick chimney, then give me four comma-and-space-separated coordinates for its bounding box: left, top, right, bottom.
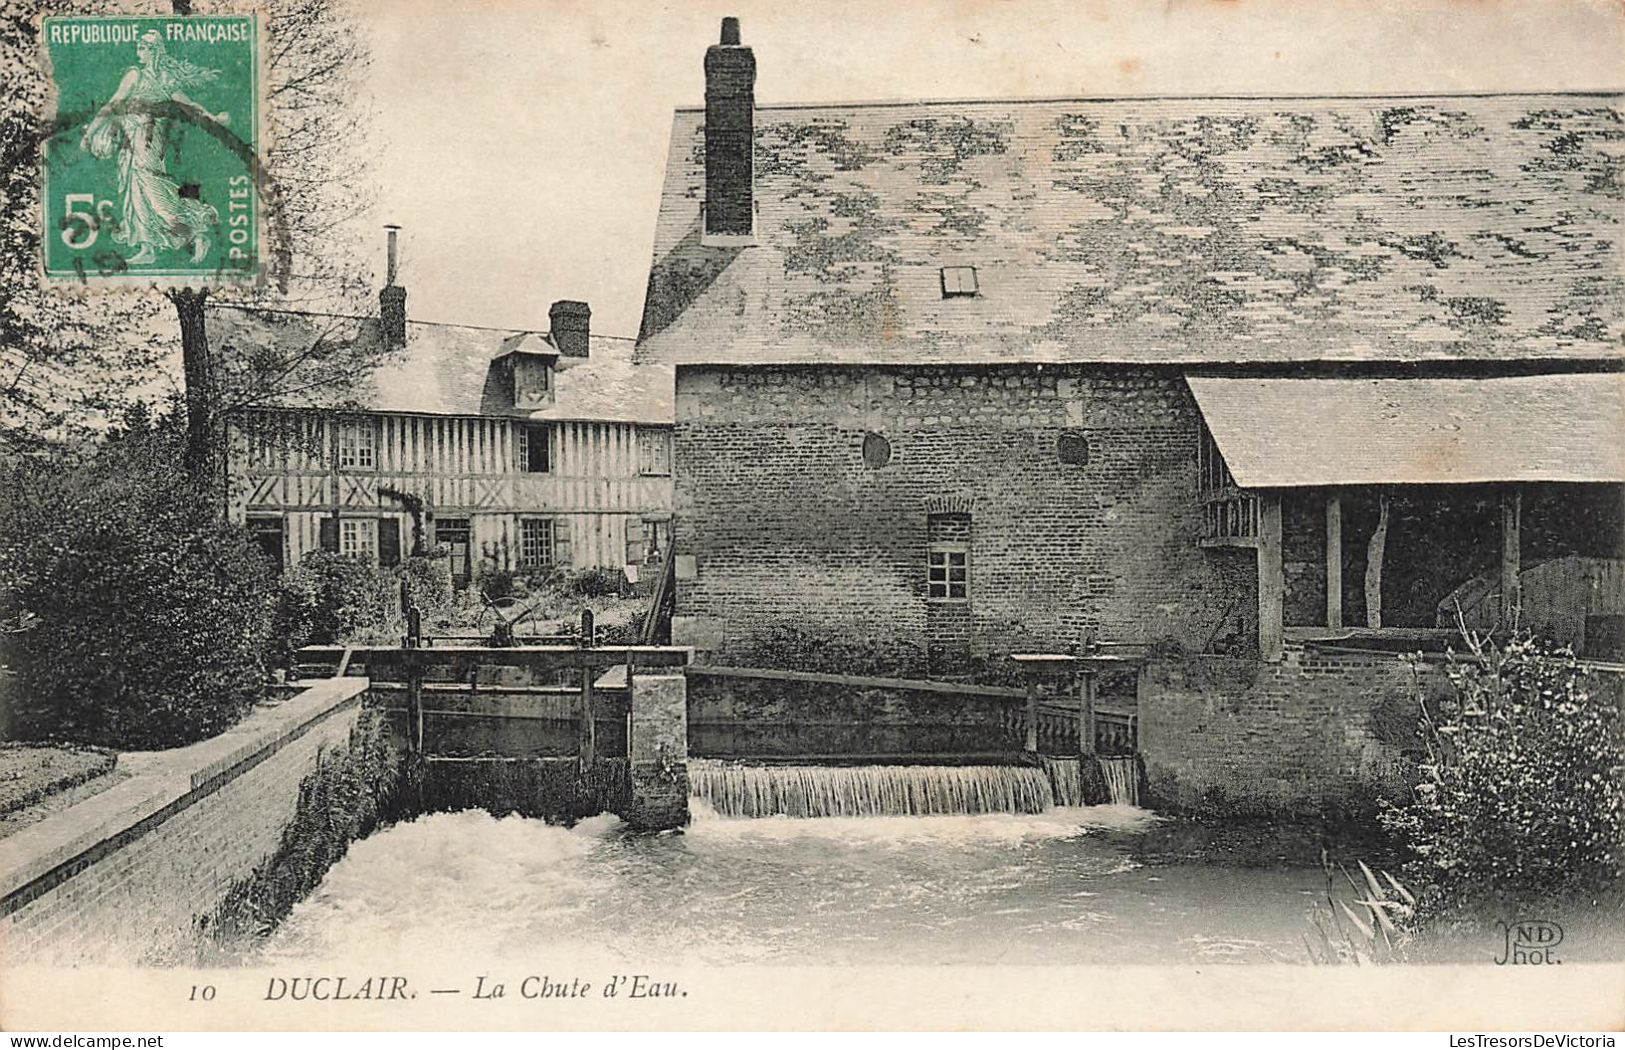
704, 17, 754, 238
549, 300, 591, 358
379, 224, 406, 350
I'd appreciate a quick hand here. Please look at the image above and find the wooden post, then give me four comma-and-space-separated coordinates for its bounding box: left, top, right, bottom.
1024, 677, 1039, 753
1501, 488, 1522, 630
579, 667, 597, 771
1365, 493, 1390, 629
1257, 492, 1284, 662
406, 657, 424, 755
1078, 671, 1097, 757
1325, 495, 1343, 630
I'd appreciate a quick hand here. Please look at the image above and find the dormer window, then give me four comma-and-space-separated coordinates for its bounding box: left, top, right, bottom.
510, 354, 553, 410
940, 266, 978, 298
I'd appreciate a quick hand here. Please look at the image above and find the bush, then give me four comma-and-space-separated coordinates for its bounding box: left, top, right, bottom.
398, 551, 452, 617
282, 550, 396, 646
1381, 636, 1625, 918
0, 431, 275, 749
564, 567, 624, 599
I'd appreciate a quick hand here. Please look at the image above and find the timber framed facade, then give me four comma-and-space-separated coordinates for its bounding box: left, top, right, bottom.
219, 289, 675, 580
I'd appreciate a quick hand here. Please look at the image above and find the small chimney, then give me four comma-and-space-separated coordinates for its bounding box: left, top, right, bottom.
379, 224, 406, 350
549, 300, 591, 358
704, 17, 754, 238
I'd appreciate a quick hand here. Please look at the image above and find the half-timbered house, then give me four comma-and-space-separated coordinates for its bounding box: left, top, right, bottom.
218, 275, 674, 583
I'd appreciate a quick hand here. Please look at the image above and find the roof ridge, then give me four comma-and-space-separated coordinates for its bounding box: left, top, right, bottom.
671, 88, 1625, 113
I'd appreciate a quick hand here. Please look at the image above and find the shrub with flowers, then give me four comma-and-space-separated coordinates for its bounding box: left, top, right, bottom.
1381, 635, 1625, 918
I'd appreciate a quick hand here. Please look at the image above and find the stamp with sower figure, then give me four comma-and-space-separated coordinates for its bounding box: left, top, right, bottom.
41, 14, 261, 284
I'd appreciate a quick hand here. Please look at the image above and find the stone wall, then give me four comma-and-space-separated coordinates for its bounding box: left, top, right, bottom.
1138, 644, 1448, 818
0, 679, 376, 965
673, 364, 1254, 674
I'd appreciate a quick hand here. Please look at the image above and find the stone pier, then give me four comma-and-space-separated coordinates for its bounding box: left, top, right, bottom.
625, 673, 690, 830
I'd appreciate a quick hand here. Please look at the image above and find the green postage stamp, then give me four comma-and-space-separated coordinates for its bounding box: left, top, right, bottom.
41, 14, 261, 284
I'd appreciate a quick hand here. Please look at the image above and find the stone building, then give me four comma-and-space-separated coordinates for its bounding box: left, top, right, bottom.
635, 22, 1624, 811
218, 236, 674, 582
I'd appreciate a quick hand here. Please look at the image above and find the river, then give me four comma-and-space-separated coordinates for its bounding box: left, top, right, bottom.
252, 803, 1354, 967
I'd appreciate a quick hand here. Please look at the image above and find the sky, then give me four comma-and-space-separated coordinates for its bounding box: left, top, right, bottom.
359, 0, 1625, 340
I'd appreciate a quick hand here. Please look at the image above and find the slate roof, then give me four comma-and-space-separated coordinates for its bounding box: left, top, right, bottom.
1188, 374, 1625, 486
637, 93, 1625, 367
209, 306, 673, 424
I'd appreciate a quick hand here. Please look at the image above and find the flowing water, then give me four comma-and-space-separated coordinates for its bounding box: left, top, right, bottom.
245, 762, 1624, 968
254, 802, 1339, 967
689, 760, 1055, 818
1099, 757, 1140, 807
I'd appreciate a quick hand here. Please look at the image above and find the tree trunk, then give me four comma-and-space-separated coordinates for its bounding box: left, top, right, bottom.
1365, 494, 1391, 629
173, 288, 215, 484
169, 0, 216, 492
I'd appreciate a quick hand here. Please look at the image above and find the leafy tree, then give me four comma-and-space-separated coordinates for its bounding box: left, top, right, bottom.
0, 419, 276, 748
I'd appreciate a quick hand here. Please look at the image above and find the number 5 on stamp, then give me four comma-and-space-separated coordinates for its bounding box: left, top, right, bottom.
41, 14, 261, 284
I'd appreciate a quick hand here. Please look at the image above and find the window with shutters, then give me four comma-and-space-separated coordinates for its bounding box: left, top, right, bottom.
638, 428, 672, 476
340, 518, 378, 562
519, 518, 555, 569
517, 424, 551, 473
337, 418, 377, 470
926, 512, 971, 602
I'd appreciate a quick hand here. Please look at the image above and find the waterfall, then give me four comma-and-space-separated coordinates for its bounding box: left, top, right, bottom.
1099, 756, 1140, 807
689, 760, 1055, 818
1041, 756, 1084, 806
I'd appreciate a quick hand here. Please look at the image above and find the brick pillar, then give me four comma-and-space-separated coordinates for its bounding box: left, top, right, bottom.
626, 673, 690, 830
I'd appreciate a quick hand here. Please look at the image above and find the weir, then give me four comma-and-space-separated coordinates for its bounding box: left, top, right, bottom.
689, 760, 1055, 818
691, 755, 1144, 818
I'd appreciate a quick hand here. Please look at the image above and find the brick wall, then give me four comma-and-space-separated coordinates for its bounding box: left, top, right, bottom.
0, 679, 374, 965
673, 364, 1253, 673
1139, 644, 1448, 818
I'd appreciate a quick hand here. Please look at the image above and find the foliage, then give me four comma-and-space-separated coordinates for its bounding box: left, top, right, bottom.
0, 424, 275, 748
1380, 635, 1625, 918
202, 708, 400, 951
1303, 854, 1417, 965
281, 549, 396, 646
730, 622, 927, 678
562, 567, 626, 599
398, 551, 453, 618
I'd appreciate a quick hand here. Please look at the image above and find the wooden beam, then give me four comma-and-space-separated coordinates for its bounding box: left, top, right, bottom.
1325, 496, 1343, 630
1024, 678, 1039, 753
1257, 492, 1284, 662
1365, 494, 1390, 629
1501, 488, 1522, 630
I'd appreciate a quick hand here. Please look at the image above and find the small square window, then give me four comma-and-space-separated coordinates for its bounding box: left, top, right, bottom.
927, 548, 969, 601
339, 518, 377, 562
638, 429, 672, 476
520, 518, 555, 569
337, 418, 376, 470
940, 266, 978, 298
